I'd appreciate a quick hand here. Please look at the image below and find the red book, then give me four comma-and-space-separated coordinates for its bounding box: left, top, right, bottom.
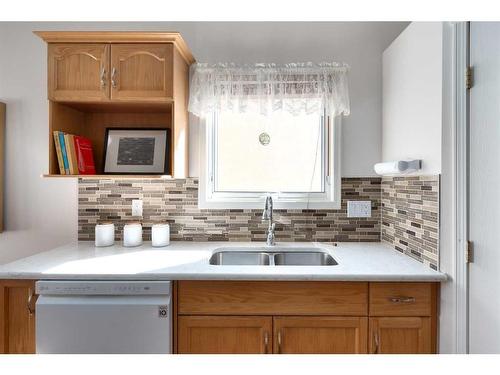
73, 135, 96, 175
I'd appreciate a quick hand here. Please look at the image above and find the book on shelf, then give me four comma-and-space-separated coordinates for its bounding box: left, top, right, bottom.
74, 135, 96, 175
64, 133, 79, 174
53, 131, 96, 175
57, 131, 70, 174
52, 131, 65, 174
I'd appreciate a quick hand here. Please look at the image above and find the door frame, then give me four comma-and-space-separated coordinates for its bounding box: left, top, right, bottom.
450, 21, 470, 354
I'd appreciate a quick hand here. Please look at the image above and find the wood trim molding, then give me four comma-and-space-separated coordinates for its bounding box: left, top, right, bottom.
33, 31, 195, 65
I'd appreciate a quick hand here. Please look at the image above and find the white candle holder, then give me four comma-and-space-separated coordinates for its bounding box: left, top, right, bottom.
95, 223, 115, 247
123, 222, 143, 247
152, 223, 170, 247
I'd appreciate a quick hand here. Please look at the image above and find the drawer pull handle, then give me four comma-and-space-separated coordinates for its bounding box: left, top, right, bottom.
111, 67, 117, 88
27, 288, 36, 315
264, 331, 269, 354
100, 66, 106, 88
373, 331, 380, 354
277, 330, 283, 354
389, 296, 416, 304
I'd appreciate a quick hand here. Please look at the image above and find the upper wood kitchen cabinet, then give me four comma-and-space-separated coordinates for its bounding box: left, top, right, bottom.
110, 44, 173, 102
48, 44, 110, 101
36, 32, 195, 178
0, 280, 37, 354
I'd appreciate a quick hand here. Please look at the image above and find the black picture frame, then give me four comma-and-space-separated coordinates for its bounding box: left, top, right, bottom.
102, 127, 171, 175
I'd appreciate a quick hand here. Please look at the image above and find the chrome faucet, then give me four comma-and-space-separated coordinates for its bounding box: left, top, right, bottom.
262, 195, 276, 246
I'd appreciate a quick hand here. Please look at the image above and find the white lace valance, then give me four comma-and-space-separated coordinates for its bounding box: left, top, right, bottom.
188, 62, 350, 117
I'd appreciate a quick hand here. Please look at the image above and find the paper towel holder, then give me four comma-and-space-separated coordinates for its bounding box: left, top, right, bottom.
374, 160, 422, 175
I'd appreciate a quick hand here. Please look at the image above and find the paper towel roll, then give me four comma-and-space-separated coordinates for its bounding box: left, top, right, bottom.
374, 160, 421, 175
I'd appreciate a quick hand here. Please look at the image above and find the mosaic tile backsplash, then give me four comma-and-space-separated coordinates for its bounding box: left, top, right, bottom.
381, 175, 440, 270
78, 178, 382, 243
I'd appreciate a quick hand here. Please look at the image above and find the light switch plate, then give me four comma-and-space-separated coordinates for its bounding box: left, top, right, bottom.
132, 199, 143, 217
347, 201, 371, 218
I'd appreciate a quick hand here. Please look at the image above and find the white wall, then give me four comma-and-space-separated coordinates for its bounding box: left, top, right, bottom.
382, 22, 443, 174
0, 22, 406, 263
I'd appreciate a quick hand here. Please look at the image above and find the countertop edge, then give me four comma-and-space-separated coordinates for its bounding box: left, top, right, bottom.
0, 273, 448, 282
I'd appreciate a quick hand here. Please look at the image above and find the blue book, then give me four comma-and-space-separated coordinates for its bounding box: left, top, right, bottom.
58, 131, 70, 174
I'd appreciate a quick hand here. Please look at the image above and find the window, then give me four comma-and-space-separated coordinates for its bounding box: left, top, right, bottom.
199, 111, 341, 209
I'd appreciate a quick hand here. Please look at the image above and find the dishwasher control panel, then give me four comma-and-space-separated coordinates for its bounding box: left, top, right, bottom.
36, 280, 171, 295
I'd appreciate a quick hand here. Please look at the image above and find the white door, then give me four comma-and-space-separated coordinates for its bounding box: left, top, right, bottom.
469, 22, 500, 353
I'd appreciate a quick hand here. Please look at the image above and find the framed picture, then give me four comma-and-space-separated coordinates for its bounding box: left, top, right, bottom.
103, 128, 171, 175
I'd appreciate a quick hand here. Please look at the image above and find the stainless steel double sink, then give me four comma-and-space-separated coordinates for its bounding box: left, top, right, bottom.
209, 247, 337, 266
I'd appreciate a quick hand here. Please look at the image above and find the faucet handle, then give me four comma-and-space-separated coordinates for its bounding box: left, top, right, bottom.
262, 194, 272, 220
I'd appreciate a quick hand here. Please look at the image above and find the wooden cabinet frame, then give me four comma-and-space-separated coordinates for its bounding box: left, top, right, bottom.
36, 31, 195, 178
175, 281, 440, 355
178, 316, 272, 354
369, 317, 432, 354
48, 44, 110, 101
1, 280, 439, 354
0, 280, 37, 354
274, 316, 368, 354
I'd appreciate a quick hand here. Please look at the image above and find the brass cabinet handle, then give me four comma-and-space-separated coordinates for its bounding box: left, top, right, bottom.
111, 67, 117, 88
100, 67, 106, 88
277, 330, 282, 354
27, 288, 36, 316
389, 296, 416, 304
264, 331, 269, 354
373, 331, 380, 354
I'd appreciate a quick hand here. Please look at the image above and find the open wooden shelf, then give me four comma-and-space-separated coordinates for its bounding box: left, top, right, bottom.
49, 101, 174, 176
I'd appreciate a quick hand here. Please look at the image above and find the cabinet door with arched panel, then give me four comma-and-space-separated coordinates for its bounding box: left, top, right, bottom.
110, 44, 173, 102
48, 44, 110, 101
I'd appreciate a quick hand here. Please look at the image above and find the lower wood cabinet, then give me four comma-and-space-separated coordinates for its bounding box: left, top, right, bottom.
176, 281, 438, 355
369, 317, 432, 354
274, 317, 368, 354
0, 280, 36, 354
0, 280, 438, 354
178, 316, 272, 354
178, 316, 368, 354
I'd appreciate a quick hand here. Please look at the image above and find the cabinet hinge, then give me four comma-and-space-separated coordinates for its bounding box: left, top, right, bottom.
466, 66, 473, 90
466, 240, 474, 263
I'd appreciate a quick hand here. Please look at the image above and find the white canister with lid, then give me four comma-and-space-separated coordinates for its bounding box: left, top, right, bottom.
123, 222, 143, 247
152, 223, 170, 247
95, 223, 115, 247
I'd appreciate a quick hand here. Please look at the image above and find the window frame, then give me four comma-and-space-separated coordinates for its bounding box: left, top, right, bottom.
198, 112, 342, 209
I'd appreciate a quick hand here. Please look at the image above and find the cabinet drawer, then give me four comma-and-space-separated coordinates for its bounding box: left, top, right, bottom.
178, 281, 368, 316
369, 283, 436, 316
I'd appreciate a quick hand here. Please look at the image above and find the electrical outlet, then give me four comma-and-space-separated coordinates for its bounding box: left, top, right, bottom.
347, 201, 371, 218
132, 199, 143, 217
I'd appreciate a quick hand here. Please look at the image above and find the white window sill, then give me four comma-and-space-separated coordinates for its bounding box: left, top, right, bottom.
197, 199, 341, 210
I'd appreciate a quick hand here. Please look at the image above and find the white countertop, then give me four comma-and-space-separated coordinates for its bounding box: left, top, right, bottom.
0, 241, 446, 281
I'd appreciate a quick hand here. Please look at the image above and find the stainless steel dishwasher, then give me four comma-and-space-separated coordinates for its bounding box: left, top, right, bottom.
35, 280, 172, 354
